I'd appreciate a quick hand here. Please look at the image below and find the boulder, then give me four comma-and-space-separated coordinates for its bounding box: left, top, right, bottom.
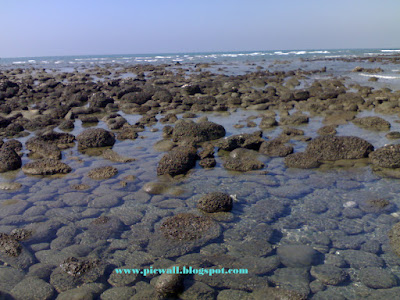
76, 128, 115, 149
216, 131, 263, 151
370, 144, 400, 168
0, 147, 21, 172
352, 116, 391, 131
284, 152, 321, 169
259, 139, 294, 157
172, 120, 225, 143
87, 166, 118, 180
154, 272, 184, 296
157, 146, 197, 177
22, 159, 72, 175
197, 192, 233, 213
26, 138, 61, 160
160, 213, 219, 241
259, 116, 278, 129
306, 135, 374, 161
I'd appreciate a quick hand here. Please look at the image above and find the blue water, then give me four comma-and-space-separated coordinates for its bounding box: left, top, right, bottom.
1, 48, 399, 69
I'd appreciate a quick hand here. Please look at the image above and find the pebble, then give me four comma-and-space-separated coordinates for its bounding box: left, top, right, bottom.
310, 264, 348, 285
277, 244, 320, 268
10, 276, 55, 300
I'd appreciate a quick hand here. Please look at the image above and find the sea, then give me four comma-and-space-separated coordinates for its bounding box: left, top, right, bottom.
1, 48, 400, 69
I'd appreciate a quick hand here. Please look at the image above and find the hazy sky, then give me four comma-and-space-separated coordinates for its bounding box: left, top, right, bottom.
1, 0, 399, 57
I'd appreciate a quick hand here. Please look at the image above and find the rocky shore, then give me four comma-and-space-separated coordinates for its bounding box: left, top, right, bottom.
1, 54, 400, 299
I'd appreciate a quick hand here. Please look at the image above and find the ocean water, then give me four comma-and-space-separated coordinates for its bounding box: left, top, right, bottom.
1, 48, 400, 69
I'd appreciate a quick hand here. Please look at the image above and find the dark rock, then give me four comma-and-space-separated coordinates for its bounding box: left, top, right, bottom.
79, 115, 99, 123
280, 128, 304, 137
89, 92, 114, 108
340, 250, 384, 269
317, 125, 337, 136
59, 120, 74, 130
252, 287, 306, 300
172, 120, 225, 143
102, 149, 135, 163
22, 158, 72, 175
50, 257, 105, 292
60, 257, 100, 277
223, 155, 264, 172
310, 264, 348, 285
259, 116, 278, 129
386, 132, 400, 139
157, 146, 197, 176
353, 116, 391, 131
77, 128, 115, 149
199, 158, 216, 168
88, 166, 118, 180
269, 267, 310, 298
117, 126, 139, 140
306, 135, 374, 161
154, 272, 184, 296
0, 233, 21, 257
0, 147, 21, 172
10, 228, 32, 241
183, 84, 202, 95
216, 131, 263, 151
277, 244, 320, 268
389, 222, 400, 257
359, 267, 397, 289
370, 144, 400, 168
26, 137, 61, 160
2, 139, 23, 152
197, 192, 233, 213
259, 139, 294, 157
160, 213, 219, 241
10, 277, 55, 300
293, 90, 310, 101
279, 113, 309, 126
284, 152, 321, 169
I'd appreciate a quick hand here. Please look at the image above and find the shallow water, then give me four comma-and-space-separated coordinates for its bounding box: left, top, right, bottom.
2, 58, 400, 298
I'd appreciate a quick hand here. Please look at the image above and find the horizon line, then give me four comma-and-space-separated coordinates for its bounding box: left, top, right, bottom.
1, 46, 400, 60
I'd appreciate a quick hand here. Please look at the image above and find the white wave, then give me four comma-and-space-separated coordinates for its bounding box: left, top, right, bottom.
359, 73, 400, 80
381, 49, 400, 52
308, 50, 330, 54
54, 61, 63, 64
290, 51, 307, 55
12, 61, 26, 64
28, 60, 36, 63
155, 56, 172, 59
274, 51, 289, 55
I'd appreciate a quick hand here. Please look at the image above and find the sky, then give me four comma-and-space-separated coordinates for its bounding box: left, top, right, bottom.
0, 0, 399, 58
